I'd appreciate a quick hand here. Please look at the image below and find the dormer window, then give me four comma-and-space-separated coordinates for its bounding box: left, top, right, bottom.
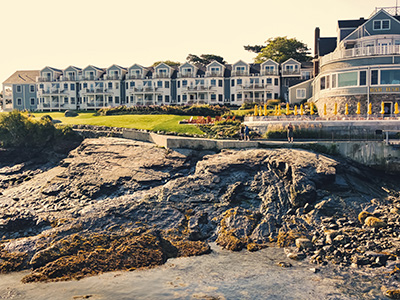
183, 68, 192, 73
236, 66, 246, 71
159, 69, 167, 74
211, 67, 220, 72
373, 19, 390, 30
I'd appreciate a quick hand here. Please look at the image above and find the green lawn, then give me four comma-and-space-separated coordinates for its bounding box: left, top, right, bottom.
23, 112, 204, 135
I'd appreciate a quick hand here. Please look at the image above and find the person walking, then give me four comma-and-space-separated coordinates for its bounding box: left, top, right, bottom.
244, 125, 250, 141
240, 126, 245, 140
287, 123, 294, 143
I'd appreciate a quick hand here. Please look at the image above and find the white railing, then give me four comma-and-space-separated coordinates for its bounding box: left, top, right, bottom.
126, 74, 143, 79
205, 71, 223, 77
231, 70, 250, 76
261, 70, 279, 76
320, 45, 400, 65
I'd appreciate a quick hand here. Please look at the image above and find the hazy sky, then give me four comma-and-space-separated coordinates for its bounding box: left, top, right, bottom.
0, 0, 397, 84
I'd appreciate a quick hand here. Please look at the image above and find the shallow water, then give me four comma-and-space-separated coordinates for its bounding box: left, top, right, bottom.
0, 244, 387, 300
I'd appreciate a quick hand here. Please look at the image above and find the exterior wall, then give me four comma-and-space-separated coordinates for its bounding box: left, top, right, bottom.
288, 79, 313, 104
13, 83, 37, 110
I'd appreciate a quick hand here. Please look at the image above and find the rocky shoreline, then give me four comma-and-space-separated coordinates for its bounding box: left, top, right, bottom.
1, 137, 400, 297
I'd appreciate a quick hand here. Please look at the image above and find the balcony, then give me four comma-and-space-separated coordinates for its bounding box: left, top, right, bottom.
320, 45, 400, 66
80, 88, 111, 95
178, 72, 195, 78
38, 88, 66, 95
126, 74, 143, 79
153, 73, 170, 79
104, 74, 122, 80
236, 84, 268, 91
282, 69, 301, 76
231, 70, 250, 76
205, 71, 223, 77
60, 75, 77, 81
184, 86, 212, 91
261, 70, 279, 76
37, 76, 54, 82
128, 87, 158, 93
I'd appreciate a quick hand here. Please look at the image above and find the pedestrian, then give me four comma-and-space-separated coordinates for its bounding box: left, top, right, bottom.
244, 125, 250, 141
240, 126, 245, 140
287, 123, 294, 143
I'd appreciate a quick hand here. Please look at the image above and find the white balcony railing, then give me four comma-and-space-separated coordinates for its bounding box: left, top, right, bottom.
153, 73, 170, 79
177, 72, 195, 78
320, 45, 400, 66
261, 70, 279, 76
281, 69, 300, 76
231, 70, 250, 76
205, 71, 223, 77
126, 74, 143, 79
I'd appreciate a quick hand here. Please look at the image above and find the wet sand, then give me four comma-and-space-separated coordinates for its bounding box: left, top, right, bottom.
0, 244, 386, 300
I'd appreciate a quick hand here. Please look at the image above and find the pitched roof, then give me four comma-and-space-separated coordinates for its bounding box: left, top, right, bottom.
3, 70, 40, 84
338, 18, 367, 29
318, 37, 337, 56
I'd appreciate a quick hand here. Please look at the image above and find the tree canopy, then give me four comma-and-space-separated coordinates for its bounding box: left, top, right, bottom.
186, 54, 225, 67
245, 37, 312, 64
151, 60, 181, 67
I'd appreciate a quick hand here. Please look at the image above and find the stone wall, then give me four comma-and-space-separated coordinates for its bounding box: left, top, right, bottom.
314, 94, 400, 118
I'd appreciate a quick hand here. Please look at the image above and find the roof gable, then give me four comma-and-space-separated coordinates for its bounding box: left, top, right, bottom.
260, 59, 279, 67
281, 58, 300, 65
344, 10, 400, 42
179, 62, 197, 71
64, 66, 82, 73
154, 63, 172, 70
232, 60, 249, 68
206, 60, 225, 69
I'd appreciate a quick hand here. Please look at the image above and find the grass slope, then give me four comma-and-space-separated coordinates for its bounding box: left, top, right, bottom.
24, 112, 204, 135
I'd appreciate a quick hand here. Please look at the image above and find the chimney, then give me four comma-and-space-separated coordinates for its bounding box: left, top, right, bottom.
314, 27, 320, 77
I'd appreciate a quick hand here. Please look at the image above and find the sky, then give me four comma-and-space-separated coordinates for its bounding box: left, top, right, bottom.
0, 0, 398, 85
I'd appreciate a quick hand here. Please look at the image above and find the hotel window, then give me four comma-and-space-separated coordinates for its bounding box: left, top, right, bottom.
30, 85, 35, 93
211, 67, 220, 72
332, 74, 337, 88
71, 97, 76, 104
115, 97, 120, 104
30, 98, 35, 105
165, 95, 170, 102
371, 70, 379, 85
266, 78, 272, 84
338, 72, 358, 87
296, 89, 306, 99
182, 80, 187, 87
108, 96, 113, 103
359, 71, 367, 86
130, 82, 135, 87
165, 81, 169, 88
71, 84, 75, 91
182, 95, 187, 101
115, 82, 119, 89
237, 94, 242, 100
320, 77, 326, 90
126, 82, 129, 89
275, 78, 279, 86
218, 80, 223, 87
231, 80, 235, 87
157, 81, 162, 87
373, 19, 390, 30
64, 97, 68, 104
219, 94, 223, 101
236, 66, 246, 72
39, 84, 44, 90
237, 79, 242, 85
158, 95, 163, 101
17, 98, 22, 105
211, 94, 216, 101
211, 79, 216, 86
64, 83, 68, 90
267, 93, 272, 99
16, 85, 22, 93
265, 66, 275, 73
83, 83, 88, 89
326, 75, 330, 89
231, 94, 235, 101
302, 71, 311, 80
108, 82, 113, 89
381, 70, 400, 84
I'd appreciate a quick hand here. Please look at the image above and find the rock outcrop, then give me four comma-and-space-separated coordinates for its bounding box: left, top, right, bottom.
0, 137, 399, 291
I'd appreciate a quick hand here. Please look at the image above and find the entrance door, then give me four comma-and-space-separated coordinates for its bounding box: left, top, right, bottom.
383, 102, 393, 116
378, 40, 392, 55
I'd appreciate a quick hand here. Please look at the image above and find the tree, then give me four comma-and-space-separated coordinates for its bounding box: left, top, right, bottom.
186, 54, 226, 67
151, 60, 180, 67
245, 37, 312, 64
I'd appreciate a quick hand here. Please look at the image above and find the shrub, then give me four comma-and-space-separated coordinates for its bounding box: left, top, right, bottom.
40, 115, 53, 121
0, 111, 81, 149
96, 104, 230, 117
266, 99, 282, 108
